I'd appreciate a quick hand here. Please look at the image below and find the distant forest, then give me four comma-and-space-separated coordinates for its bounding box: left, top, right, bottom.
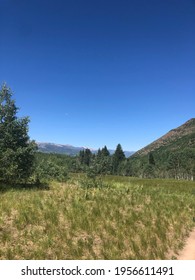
35, 143, 195, 182
0, 84, 194, 185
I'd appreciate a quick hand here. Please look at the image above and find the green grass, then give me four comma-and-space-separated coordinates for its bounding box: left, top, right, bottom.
0, 176, 195, 259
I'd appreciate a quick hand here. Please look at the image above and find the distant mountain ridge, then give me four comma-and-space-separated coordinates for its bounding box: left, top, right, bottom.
37, 142, 134, 157
132, 118, 195, 157
37, 142, 85, 156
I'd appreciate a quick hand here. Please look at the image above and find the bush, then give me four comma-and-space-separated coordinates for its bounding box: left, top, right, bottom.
34, 160, 68, 182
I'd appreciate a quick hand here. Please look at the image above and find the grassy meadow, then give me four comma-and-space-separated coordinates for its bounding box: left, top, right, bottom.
0, 176, 195, 260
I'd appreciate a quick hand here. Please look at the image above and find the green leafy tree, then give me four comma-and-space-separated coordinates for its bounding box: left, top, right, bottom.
143, 163, 155, 178
0, 84, 37, 183
35, 159, 68, 182
167, 152, 182, 179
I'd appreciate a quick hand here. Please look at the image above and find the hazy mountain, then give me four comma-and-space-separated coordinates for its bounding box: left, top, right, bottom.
37, 142, 134, 157
37, 142, 85, 156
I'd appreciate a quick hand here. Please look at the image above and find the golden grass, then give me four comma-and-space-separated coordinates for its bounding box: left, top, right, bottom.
0, 177, 195, 259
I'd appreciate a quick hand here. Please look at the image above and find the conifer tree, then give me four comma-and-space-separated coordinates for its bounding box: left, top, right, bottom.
148, 152, 155, 165
101, 145, 110, 157
0, 84, 37, 183
112, 144, 125, 174
96, 148, 102, 162
83, 148, 92, 166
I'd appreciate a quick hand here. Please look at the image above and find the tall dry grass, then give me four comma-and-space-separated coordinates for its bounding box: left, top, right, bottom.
0, 177, 194, 259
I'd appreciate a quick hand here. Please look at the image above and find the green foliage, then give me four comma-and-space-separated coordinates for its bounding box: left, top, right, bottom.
79, 174, 110, 189
101, 145, 110, 157
34, 153, 69, 182
79, 149, 93, 166
167, 148, 195, 180
35, 160, 68, 182
112, 144, 126, 174
0, 84, 37, 183
128, 120, 195, 181
148, 152, 155, 165
34, 144, 127, 179
128, 146, 195, 180
143, 163, 156, 178
92, 147, 112, 175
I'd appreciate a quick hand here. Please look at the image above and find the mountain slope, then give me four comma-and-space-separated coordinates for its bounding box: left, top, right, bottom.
37, 142, 86, 156
132, 118, 195, 157
129, 118, 195, 180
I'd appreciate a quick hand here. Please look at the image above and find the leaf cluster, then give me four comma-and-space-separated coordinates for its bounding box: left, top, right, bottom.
0, 84, 37, 183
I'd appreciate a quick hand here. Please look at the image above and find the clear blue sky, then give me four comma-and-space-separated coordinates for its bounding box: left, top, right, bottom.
0, 0, 194, 151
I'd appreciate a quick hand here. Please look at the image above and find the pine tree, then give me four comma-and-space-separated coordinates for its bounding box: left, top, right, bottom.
96, 148, 102, 162
101, 145, 110, 157
0, 84, 37, 183
112, 144, 125, 174
79, 148, 92, 166
79, 150, 85, 164
83, 148, 92, 166
148, 152, 155, 165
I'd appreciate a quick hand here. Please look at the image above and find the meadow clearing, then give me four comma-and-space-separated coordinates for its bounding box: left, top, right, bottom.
0, 176, 195, 260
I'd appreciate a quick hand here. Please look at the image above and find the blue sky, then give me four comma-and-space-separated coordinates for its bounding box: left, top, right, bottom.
0, 0, 194, 151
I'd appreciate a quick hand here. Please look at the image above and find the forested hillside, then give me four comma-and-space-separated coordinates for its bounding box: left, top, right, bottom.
128, 119, 195, 180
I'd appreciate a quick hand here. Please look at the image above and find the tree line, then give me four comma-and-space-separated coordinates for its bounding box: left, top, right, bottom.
128, 149, 195, 181
0, 84, 127, 184
0, 84, 194, 185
